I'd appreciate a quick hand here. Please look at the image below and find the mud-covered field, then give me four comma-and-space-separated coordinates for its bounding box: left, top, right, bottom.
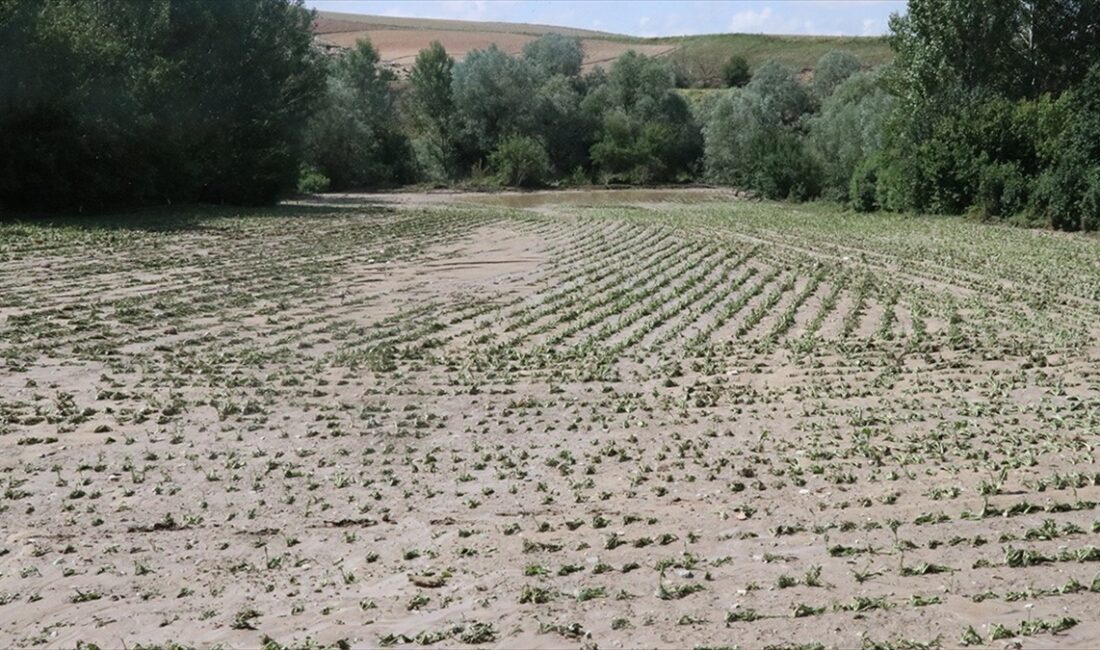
2, 191, 1099, 649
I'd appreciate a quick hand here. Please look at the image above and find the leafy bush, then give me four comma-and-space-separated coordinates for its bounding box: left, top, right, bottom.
303, 40, 414, 190
1029, 160, 1086, 230
746, 132, 822, 200
975, 161, 1029, 219
849, 156, 881, 212
808, 72, 892, 200
490, 135, 551, 187
812, 50, 861, 99
297, 168, 330, 194
586, 52, 702, 183
1081, 167, 1100, 232
723, 56, 751, 88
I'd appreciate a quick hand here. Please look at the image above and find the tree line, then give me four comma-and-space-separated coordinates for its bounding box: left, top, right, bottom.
2, 0, 1099, 231
303, 34, 702, 192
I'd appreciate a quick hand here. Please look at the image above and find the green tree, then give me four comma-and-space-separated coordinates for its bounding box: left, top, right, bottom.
874, 0, 1100, 221
1030, 64, 1100, 230
585, 52, 702, 183
451, 44, 540, 160
722, 55, 751, 88
303, 40, 412, 190
744, 61, 813, 124
704, 60, 819, 199
1023, 0, 1100, 97
808, 71, 893, 200
886, 0, 1100, 105
533, 74, 597, 176
143, 0, 322, 205
490, 135, 551, 187
408, 41, 458, 179
812, 50, 861, 99
0, 0, 323, 211
522, 33, 584, 78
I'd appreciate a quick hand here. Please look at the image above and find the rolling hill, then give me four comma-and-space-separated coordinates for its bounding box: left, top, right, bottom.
312, 11, 893, 83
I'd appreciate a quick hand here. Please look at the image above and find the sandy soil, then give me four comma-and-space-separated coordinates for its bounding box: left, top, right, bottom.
1, 191, 1099, 649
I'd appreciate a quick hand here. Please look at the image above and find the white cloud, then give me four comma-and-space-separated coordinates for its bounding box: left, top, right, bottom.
729, 7, 772, 32
639, 15, 650, 27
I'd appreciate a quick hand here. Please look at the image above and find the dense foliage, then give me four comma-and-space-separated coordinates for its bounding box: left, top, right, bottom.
339, 35, 702, 188
5, 0, 1099, 232
302, 40, 413, 191
869, 0, 1100, 230
0, 0, 322, 211
700, 0, 1100, 231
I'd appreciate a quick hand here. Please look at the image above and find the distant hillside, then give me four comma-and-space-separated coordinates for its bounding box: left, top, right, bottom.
661, 33, 892, 85
313, 11, 675, 71
312, 11, 893, 84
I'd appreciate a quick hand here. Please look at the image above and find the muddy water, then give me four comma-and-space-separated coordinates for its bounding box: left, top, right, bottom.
458, 187, 741, 208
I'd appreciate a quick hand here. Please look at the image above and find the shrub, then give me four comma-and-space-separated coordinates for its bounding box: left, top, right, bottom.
490, 135, 551, 187
849, 156, 881, 212
723, 55, 751, 88
1030, 160, 1086, 231
975, 161, 1029, 219
297, 168, 330, 194
1079, 166, 1100, 232
590, 110, 681, 183
808, 71, 892, 200
711, 126, 822, 201
564, 166, 590, 186
745, 132, 822, 200
812, 50, 861, 99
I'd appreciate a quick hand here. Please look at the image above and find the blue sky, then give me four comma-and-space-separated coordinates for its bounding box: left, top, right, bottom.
306, 1, 908, 37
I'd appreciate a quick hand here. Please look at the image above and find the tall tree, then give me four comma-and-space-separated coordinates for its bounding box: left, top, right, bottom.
887, 0, 1100, 104
408, 41, 457, 178
812, 50, 861, 100
522, 33, 584, 78
586, 52, 702, 183
451, 45, 539, 160
162, 0, 324, 204
303, 39, 412, 190
0, 0, 323, 211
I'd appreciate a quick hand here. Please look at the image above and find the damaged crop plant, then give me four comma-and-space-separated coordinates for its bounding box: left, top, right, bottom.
3, 1, 1100, 647
3, 187, 1100, 647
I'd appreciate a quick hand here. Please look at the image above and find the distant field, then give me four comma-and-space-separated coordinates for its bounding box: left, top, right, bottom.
312, 11, 893, 75
666, 32, 893, 71
2, 190, 1099, 647
314, 11, 674, 71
